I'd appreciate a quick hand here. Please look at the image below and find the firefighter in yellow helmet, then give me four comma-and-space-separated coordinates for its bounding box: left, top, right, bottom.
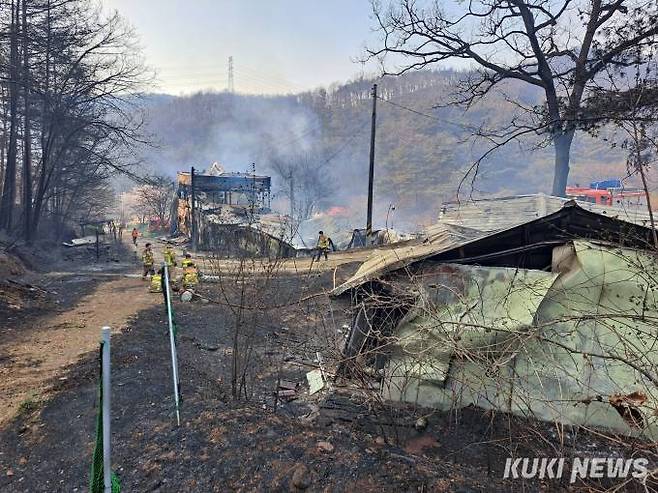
141, 243, 155, 279
150, 267, 163, 293
315, 231, 334, 261
163, 244, 177, 278
182, 261, 199, 290
181, 252, 194, 268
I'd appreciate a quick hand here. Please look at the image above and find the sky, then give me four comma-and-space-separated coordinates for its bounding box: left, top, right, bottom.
103, 0, 381, 95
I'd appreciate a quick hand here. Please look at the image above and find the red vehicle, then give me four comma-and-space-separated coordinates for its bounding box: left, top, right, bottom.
566, 180, 645, 206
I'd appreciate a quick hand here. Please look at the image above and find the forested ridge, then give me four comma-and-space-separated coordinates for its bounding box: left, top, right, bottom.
141, 70, 630, 228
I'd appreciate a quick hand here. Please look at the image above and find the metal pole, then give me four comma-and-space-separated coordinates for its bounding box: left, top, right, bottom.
163, 263, 181, 426
190, 167, 197, 252
101, 327, 112, 493
366, 84, 377, 245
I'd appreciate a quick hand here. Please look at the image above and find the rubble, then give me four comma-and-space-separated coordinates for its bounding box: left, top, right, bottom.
62, 236, 99, 247
173, 165, 299, 257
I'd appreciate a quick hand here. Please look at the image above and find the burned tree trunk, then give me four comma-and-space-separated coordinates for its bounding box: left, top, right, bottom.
21, 0, 32, 242
0, 0, 21, 232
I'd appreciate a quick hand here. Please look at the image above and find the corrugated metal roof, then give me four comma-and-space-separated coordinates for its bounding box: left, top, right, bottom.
333, 200, 657, 296
331, 223, 482, 295
438, 193, 654, 232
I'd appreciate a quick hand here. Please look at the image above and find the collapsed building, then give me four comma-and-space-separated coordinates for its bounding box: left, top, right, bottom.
346, 228, 408, 249
174, 163, 296, 258
335, 195, 658, 436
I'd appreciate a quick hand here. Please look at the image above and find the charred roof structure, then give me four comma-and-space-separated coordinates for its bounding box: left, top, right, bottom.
174, 165, 296, 257
337, 201, 658, 436
176, 170, 271, 212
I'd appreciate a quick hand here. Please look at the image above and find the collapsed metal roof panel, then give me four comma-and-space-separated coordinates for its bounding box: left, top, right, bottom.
381, 240, 658, 435
332, 223, 482, 296
332, 201, 656, 296
439, 193, 654, 232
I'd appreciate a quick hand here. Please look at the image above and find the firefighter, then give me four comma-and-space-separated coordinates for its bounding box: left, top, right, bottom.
150, 268, 163, 293
141, 243, 155, 279
181, 252, 194, 268
131, 227, 139, 246
163, 244, 177, 277
182, 261, 199, 290
315, 231, 334, 261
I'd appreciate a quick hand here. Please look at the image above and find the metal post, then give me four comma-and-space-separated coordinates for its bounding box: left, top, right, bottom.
163, 263, 181, 426
95, 229, 100, 260
101, 327, 112, 493
190, 167, 197, 252
366, 84, 377, 245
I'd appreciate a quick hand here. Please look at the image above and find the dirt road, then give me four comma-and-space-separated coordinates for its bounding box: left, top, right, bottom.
0, 236, 160, 425
0, 239, 367, 426
0, 250, 158, 425
0, 231, 368, 420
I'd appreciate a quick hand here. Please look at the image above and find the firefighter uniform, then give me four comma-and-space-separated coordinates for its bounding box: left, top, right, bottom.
142, 247, 155, 278
182, 264, 199, 290
163, 246, 177, 277
316, 233, 331, 261
150, 273, 163, 292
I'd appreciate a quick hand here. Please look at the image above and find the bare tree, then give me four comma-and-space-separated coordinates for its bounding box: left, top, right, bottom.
0, 0, 150, 240
0, 0, 20, 231
134, 175, 174, 231
368, 0, 658, 196
270, 152, 330, 234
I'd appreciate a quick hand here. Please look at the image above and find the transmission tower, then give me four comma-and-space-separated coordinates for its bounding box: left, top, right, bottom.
227, 56, 234, 93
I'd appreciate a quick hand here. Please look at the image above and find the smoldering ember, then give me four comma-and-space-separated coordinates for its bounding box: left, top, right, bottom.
2, 1, 658, 492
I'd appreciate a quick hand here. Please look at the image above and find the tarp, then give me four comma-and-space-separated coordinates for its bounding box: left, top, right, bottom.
382, 241, 658, 436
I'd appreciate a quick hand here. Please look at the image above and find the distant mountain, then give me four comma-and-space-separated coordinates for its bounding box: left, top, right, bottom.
137, 70, 630, 230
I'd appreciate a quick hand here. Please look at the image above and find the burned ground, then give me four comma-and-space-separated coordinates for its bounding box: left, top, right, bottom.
0, 252, 656, 492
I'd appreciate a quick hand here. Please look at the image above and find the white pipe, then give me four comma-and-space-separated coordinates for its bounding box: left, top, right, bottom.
163, 263, 181, 426
101, 327, 112, 493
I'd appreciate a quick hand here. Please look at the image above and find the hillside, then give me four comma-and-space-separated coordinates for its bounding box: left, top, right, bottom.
138, 70, 630, 230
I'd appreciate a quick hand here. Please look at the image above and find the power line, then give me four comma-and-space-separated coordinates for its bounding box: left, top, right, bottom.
233, 70, 300, 93
320, 120, 369, 166
154, 63, 307, 94
154, 64, 306, 92
158, 63, 304, 90
238, 65, 305, 91
376, 96, 478, 133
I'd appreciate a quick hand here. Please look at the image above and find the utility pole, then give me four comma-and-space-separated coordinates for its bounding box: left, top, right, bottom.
190, 167, 197, 251
366, 83, 377, 245
289, 171, 295, 238
228, 56, 234, 93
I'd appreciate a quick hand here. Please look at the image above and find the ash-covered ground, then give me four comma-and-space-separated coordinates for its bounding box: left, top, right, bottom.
0, 250, 656, 492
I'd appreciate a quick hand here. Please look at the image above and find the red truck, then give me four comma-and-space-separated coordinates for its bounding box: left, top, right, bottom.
566, 179, 645, 206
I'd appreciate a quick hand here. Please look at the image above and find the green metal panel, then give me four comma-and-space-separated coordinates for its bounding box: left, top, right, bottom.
383, 241, 658, 436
